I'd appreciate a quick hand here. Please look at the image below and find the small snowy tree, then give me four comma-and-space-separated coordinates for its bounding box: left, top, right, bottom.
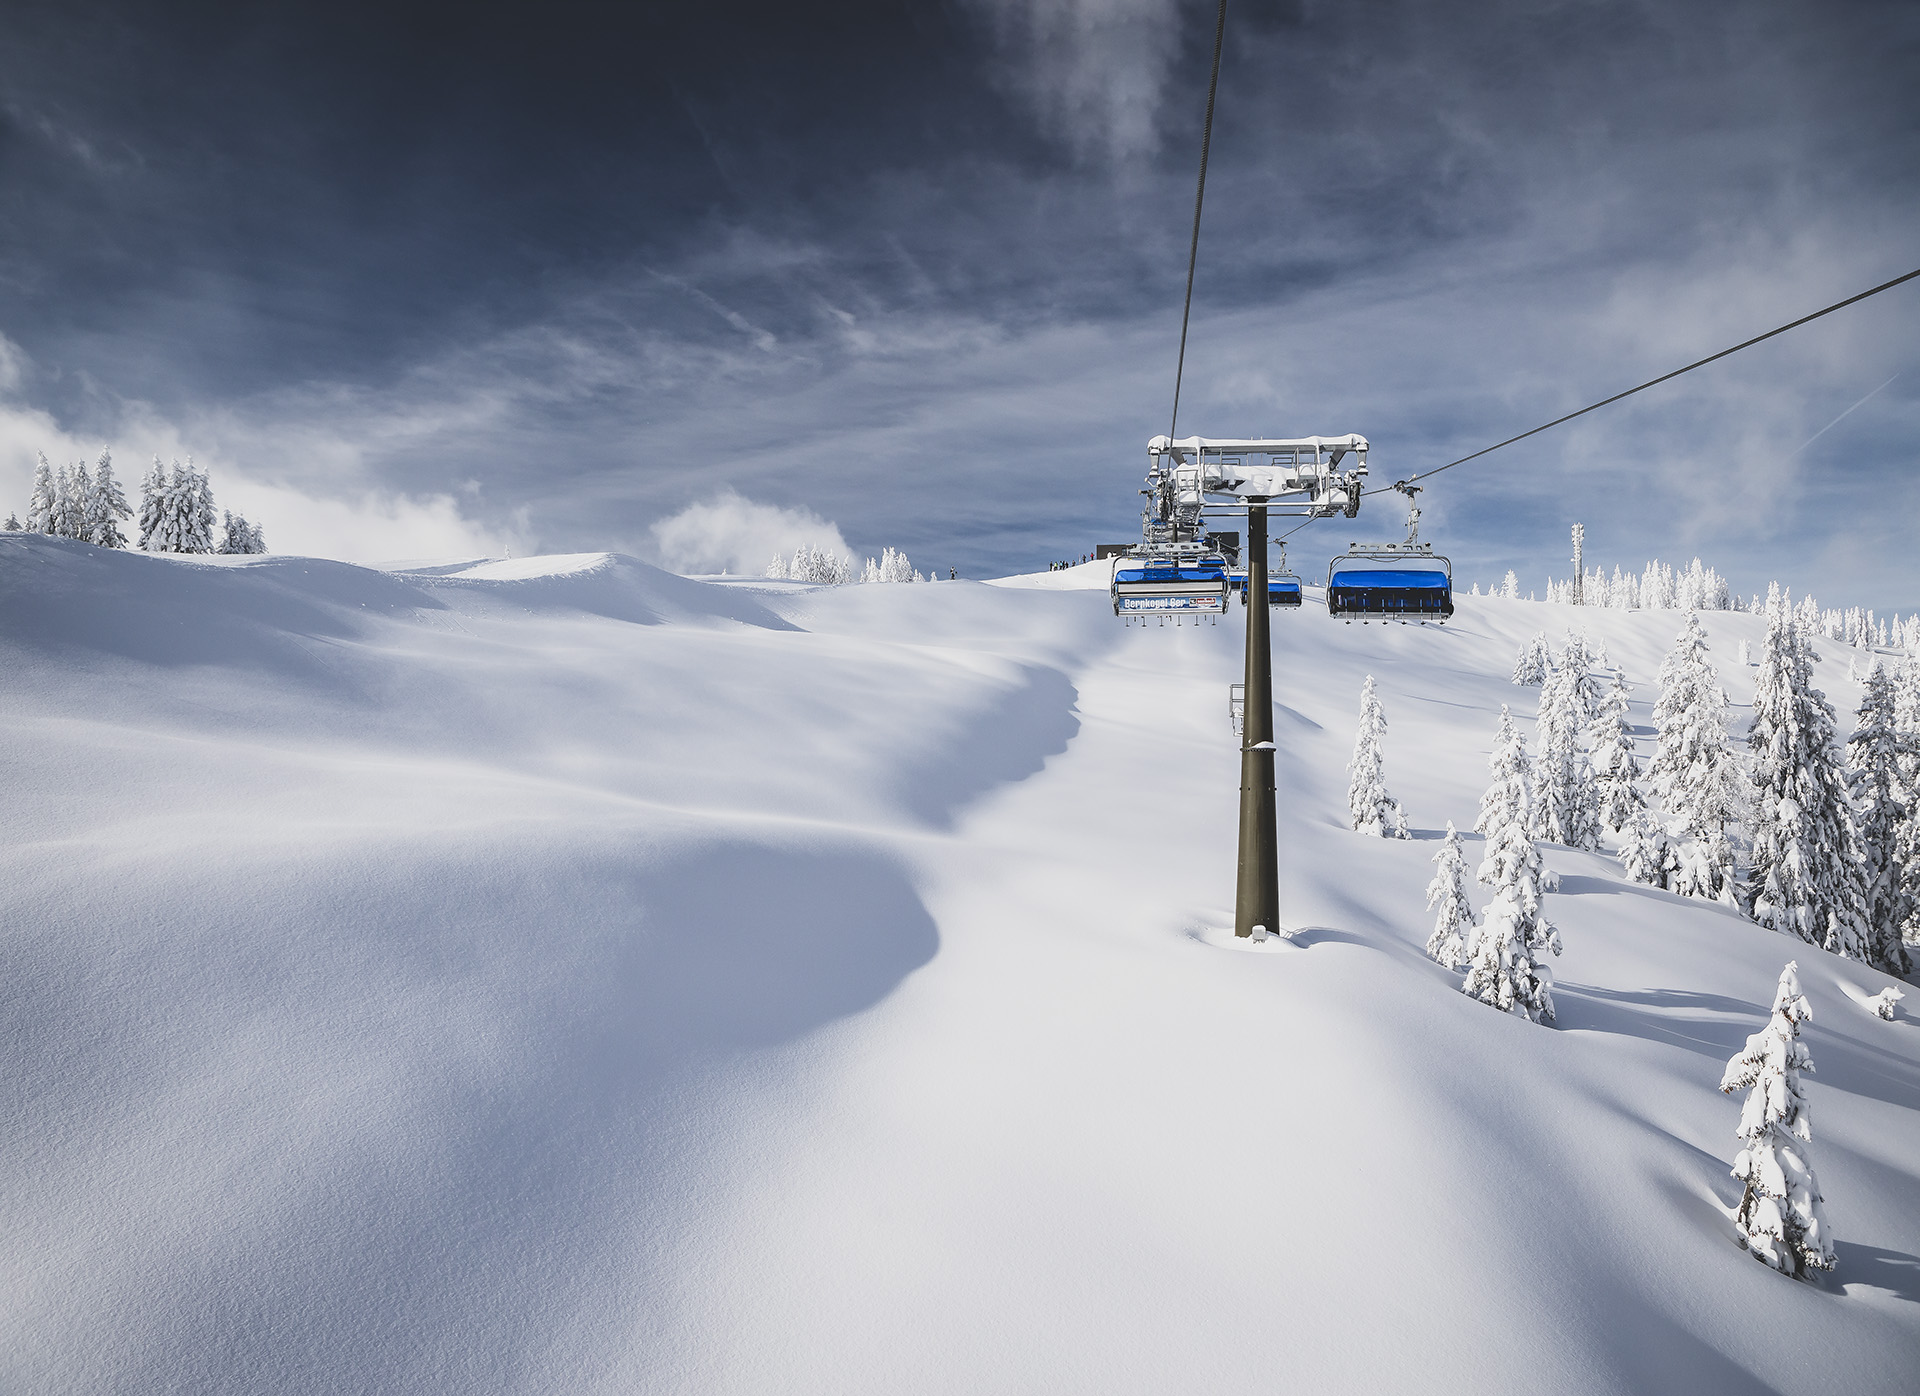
3, 513, 19, 530
1464, 707, 1561, 1023
1531, 654, 1603, 849
1500, 569, 1520, 600
86, 447, 131, 548
1346, 675, 1409, 838
1748, 610, 1874, 962
1619, 809, 1677, 889
1511, 631, 1551, 685
26, 454, 57, 534
1424, 821, 1473, 968
1649, 613, 1741, 905
764, 552, 789, 579
219, 511, 266, 554
1719, 962, 1835, 1278
1591, 668, 1643, 833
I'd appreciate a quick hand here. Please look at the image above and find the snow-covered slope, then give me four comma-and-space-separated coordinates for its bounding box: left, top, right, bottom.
2, 534, 1915, 1394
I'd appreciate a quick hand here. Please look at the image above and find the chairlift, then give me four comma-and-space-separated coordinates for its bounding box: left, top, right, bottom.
1325, 483, 1453, 622
1110, 547, 1230, 622
1231, 542, 1303, 609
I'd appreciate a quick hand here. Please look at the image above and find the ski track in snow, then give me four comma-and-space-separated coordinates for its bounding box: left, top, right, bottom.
1, 537, 1916, 1393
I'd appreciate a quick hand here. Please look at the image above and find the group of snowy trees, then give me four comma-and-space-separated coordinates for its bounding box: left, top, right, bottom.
1503, 606, 1915, 976
1477, 553, 1920, 653
766, 543, 923, 584
7, 450, 265, 555
11, 449, 132, 547
1359, 610, 1893, 1281
1415, 707, 1563, 1023
1344, 677, 1563, 1022
1544, 557, 1737, 611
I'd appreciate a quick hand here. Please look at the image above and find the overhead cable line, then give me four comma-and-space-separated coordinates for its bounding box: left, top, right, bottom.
1168, 0, 1231, 442
1363, 265, 1920, 497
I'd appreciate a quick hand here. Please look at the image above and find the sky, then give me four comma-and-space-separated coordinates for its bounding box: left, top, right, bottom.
1, 0, 1916, 605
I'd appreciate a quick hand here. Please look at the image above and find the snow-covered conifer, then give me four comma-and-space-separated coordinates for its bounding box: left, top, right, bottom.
219, 511, 266, 554
1500, 570, 1519, 600
1424, 821, 1473, 968
138, 456, 170, 550
1649, 613, 1741, 906
52, 463, 74, 537
1619, 809, 1676, 888
1719, 962, 1834, 1278
764, 552, 789, 579
183, 462, 216, 552
1346, 676, 1409, 838
1748, 611, 1875, 962
1511, 631, 1551, 685
1591, 668, 1642, 833
1844, 663, 1912, 976
1463, 708, 1561, 1023
3, 513, 19, 530
61, 460, 94, 540
87, 448, 131, 548
1531, 654, 1603, 849
26, 453, 58, 534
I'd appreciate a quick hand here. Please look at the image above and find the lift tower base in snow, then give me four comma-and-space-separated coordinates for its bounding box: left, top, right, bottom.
1234, 500, 1279, 938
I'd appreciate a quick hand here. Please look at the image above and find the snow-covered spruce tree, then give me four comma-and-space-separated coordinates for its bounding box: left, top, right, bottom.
86, 448, 131, 548
1649, 613, 1741, 906
1424, 821, 1473, 968
219, 511, 266, 554
151, 461, 191, 552
1619, 809, 1677, 889
1511, 631, 1551, 685
1844, 663, 1912, 975
1747, 610, 1875, 963
1719, 962, 1835, 1278
1591, 667, 1643, 833
1501, 569, 1520, 601
3, 513, 19, 530
1531, 652, 1604, 849
1896, 661, 1920, 952
1557, 631, 1603, 729
61, 460, 93, 540
1347, 675, 1409, 838
184, 462, 216, 553
764, 552, 789, 579
26, 453, 58, 534
137, 456, 168, 549
1464, 706, 1562, 1023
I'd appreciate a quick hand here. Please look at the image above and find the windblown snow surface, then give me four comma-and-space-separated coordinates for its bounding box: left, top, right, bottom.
3, 535, 1916, 1394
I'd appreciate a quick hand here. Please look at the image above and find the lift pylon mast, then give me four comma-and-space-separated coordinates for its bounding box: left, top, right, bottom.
1234, 501, 1279, 938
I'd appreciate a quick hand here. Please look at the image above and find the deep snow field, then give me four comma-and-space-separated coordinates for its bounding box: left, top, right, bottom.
3, 533, 1917, 1394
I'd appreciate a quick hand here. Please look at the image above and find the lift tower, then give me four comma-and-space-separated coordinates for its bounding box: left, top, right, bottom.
1121, 434, 1369, 936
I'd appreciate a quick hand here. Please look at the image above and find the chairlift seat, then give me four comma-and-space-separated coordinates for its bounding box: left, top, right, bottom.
1327, 554, 1453, 620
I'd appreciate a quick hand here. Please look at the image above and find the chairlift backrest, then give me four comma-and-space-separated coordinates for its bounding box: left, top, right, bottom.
1326, 542, 1453, 620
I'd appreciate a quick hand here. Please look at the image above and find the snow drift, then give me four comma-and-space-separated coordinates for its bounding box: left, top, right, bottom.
1, 535, 1915, 1394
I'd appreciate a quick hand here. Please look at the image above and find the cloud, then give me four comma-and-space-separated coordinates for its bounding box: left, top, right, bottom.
963, 0, 1186, 164
645, 491, 852, 577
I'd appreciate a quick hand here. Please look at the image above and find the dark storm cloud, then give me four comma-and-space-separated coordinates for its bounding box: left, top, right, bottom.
1, 0, 1916, 603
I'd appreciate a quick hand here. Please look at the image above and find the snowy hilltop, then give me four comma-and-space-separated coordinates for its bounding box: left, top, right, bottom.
2, 534, 1916, 1395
